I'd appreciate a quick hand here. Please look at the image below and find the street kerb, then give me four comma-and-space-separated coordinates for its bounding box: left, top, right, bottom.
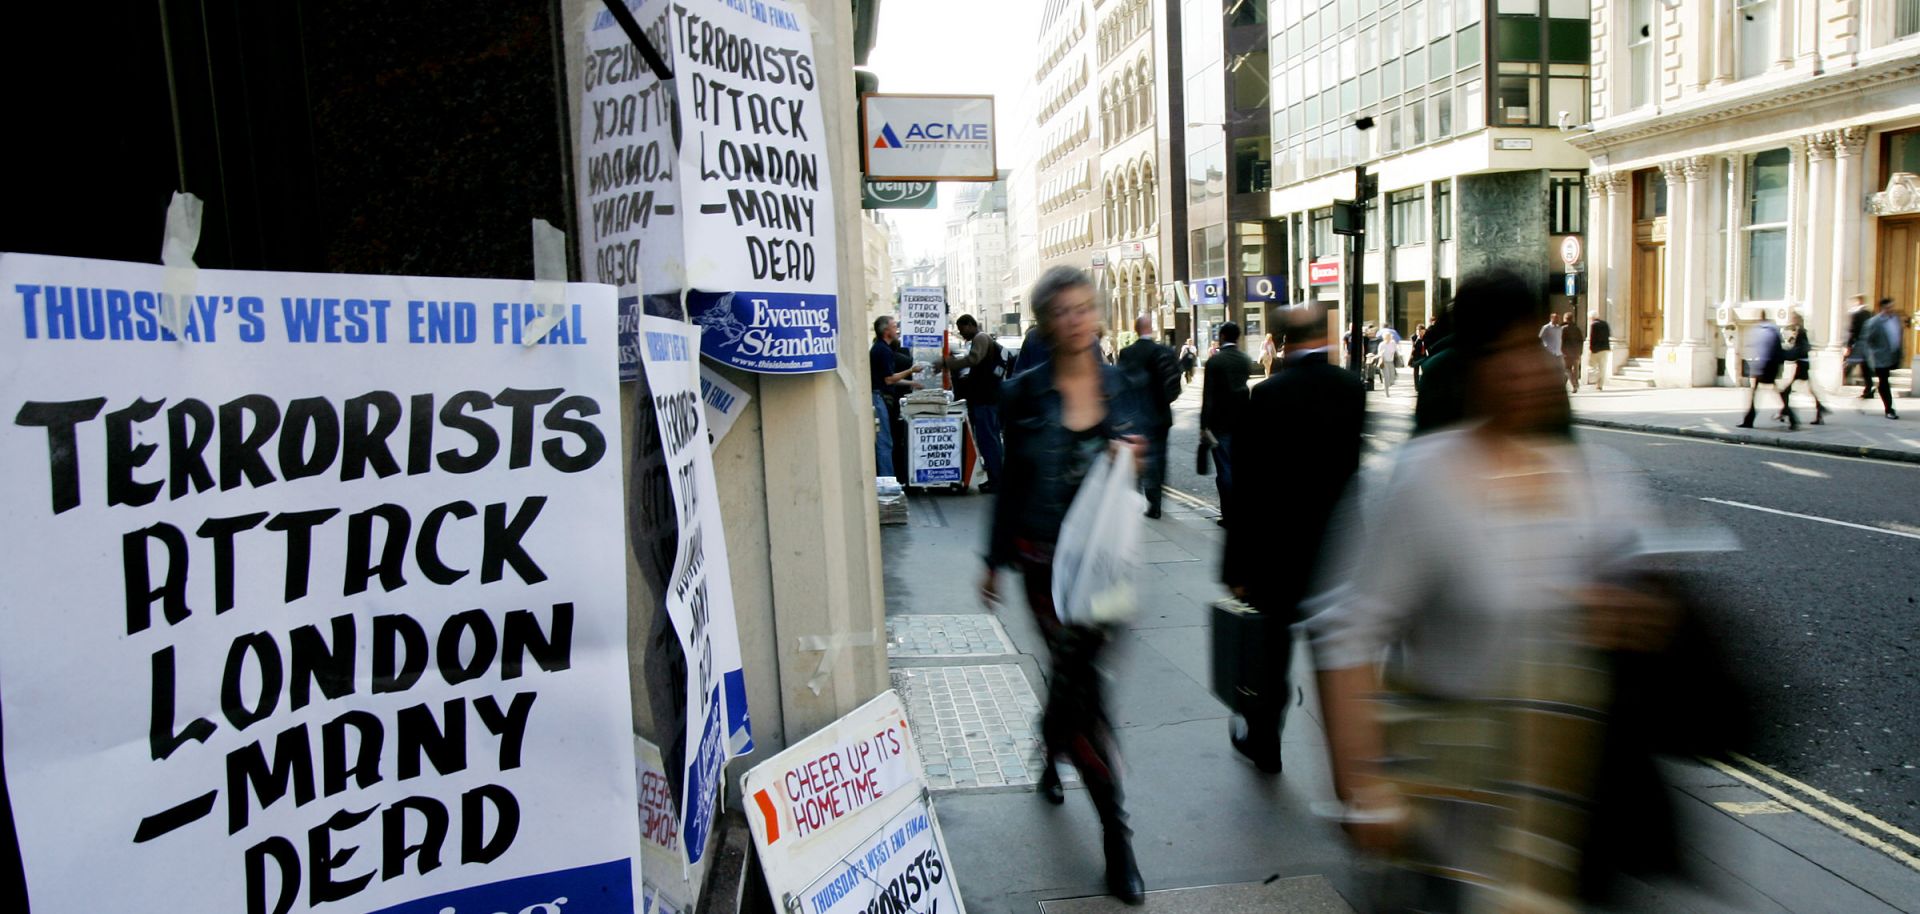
741, 690, 967, 914
1572, 416, 1920, 464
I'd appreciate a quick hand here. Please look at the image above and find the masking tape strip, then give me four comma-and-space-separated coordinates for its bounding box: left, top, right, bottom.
796, 631, 879, 696
524, 218, 570, 347
159, 192, 204, 342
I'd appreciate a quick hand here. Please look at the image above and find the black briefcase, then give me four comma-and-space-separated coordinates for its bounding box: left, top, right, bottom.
1210, 598, 1274, 709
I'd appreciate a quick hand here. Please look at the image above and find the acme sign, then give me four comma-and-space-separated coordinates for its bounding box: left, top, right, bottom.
862, 93, 997, 182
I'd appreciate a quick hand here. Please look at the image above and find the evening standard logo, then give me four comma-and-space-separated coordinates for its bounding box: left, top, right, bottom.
872, 122, 991, 149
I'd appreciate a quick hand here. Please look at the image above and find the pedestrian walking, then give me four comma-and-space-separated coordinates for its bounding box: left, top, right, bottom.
936, 314, 1009, 491
1259, 332, 1277, 377
1201, 322, 1253, 527
1560, 311, 1584, 393
1861, 297, 1905, 419
1408, 323, 1430, 387
1539, 312, 1564, 359
1220, 304, 1364, 774
1098, 327, 1117, 365
1776, 312, 1827, 425
1588, 312, 1613, 390
1846, 294, 1874, 396
1738, 319, 1794, 430
1377, 325, 1401, 394
1308, 267, 1679, 911
980, 265, 1149, 905
1178, 338, 1199, 384
869, 316, 923, 476
1118, 315, 1182, 518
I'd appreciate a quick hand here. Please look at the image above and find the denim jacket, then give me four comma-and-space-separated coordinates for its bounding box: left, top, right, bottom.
986, 362, 1148, 568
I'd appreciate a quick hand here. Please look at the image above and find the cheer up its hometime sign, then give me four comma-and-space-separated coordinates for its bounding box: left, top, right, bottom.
0, 253, 641, 914
742, 691, 966, 914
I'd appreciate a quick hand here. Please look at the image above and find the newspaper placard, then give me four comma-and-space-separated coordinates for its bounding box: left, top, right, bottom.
699, 364, 751, 446
742, 692, 920, 858
908, 416, 965, 486
795, 797, 964, 914
0, 252, 639, 913
675, 0, 841, 374
636, 736, 701, 912
897, 287, 947, 351
578, 0, 682, 310
636, 314, 753, 869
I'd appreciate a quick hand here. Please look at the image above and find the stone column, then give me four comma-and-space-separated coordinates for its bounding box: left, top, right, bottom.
1605, 171, 1633, 367
1804, 133, 1837, 367
1683, 155, 1714, 346
1586, 173, 1610, 323
1826, 126, 1870, 386
1659, 160, 1689, 348
1775, 0, 1797, 70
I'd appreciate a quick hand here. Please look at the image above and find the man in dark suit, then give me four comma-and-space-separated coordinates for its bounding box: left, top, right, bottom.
1221, 304, 1365, 773
1200, 321, 1253, 525
1118, 314, 1182, 518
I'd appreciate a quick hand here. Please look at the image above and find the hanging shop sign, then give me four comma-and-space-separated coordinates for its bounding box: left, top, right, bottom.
1190, 277, 1226, 305
0, 252, 640, 914
1309, 259, 1342, 285
1243, 274, 1287, 302
861, 93, 998, 181
861, 181, 938, 210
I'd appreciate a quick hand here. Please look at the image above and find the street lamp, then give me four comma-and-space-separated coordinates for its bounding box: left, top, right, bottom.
1332, 116, 1377, 376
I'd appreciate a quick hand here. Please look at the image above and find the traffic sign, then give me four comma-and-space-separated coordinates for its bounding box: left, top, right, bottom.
1561, 235, 1582, 266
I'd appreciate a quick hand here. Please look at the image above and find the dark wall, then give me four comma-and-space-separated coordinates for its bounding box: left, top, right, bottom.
4, 0, 575, 279
1457, 169, 1551, 300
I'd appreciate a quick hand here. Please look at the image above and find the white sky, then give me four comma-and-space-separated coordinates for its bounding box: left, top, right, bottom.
864, 0, 1036, 263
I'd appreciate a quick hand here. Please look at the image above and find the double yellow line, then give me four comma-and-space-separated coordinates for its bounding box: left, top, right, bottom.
1706, 752, 1920, 872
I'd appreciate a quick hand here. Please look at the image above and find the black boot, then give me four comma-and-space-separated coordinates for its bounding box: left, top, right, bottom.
1104, 827, 1145, 905
1037, 759, 1064, 805
1089, 778, 1145, 904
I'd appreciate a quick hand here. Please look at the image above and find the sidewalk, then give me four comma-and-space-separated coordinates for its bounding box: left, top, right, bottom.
878, 489, 1920, 912
1356, 380, 1919, 462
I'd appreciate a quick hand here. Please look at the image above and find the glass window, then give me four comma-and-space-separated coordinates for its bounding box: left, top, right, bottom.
1385, 104, 1403, 151
1435, 181, 1454, 240
1458, 22, 1482, 66
1341, 35, 1358, 78
1391, 188, 1427, 245
1635, 168, 1666, 220
1359, 27, 1378, 70
1497, 0, 1540, 11
1548, 19, 1588, 62
1432, 89, 1454, 136
1549, 75, 1588, 125
1628, 0, 1655, 109
1889, 131, 1920, 177
1238, 221, 1268, 274
1549, 172, 1584, 234
1235, 135, 1273, 193
1458, 0, 1481, 26
1382, 13, 1401, 60
1900, 0, 1920, 39
1548, 0, 1589, 15
1405, 46, 1427, 84
1188, 143, 1226, 205
1458, 71, 1485, 130
1230, 0, 1268, 26
1406, 1, 1427, 49
1341, 78, 1358, 113
1382, 57, 1402, 95
1406, 96, 1427, 146
1430, 34, 1453, 75
1494, 73, 1539, 125
1498, 16, 1543, 60
1746, 149, 1789, 300
1735, 0, 1777, 80
1432, 0, 1455, 34
1366, 197, 1382, 250
1233, 51, 1271, 109
1310, 207, 1335, 257
1360, 69, 1379, 105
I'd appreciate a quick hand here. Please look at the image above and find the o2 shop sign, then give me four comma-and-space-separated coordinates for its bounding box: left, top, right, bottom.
1189, 278, 1226, 305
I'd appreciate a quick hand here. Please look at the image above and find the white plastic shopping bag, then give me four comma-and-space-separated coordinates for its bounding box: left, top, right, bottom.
1051, 448, 1147, 625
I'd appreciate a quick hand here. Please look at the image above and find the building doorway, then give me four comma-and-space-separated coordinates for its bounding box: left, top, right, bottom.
1630, 169, 1668, 357
1875, 214, 1920, 364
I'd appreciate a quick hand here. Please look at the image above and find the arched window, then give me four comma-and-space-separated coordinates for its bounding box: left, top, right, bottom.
1135, 59, 1152, 128
1142, 159, 1158, 230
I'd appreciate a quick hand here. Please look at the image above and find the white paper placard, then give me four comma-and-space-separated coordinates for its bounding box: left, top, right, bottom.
793, 796, 965, 914
908, 416, 965, 486
0, 252, 640, 914
635, 314, 754, 871
699, 364, 751, 447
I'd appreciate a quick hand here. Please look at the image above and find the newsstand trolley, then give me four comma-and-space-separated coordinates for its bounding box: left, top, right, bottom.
901, 333, 977, 494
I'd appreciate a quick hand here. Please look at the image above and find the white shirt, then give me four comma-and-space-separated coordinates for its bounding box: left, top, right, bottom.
1377, 328, 1400, 359
1539, 322, 1563, 356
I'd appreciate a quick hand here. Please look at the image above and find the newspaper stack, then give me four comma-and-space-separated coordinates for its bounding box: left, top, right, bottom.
875, 476, 909, 526
901, 387, 955, 418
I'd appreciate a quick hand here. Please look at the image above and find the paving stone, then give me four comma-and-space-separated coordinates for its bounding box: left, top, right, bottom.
884, 614, 1018, 658
890, 663, 1075, 793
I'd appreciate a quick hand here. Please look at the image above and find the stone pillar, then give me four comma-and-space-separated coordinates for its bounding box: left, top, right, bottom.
1606, 172, 1633, 372
1825, 126, 1870, 388
1586, 173, 1610, 327
1683, 156, 1714, 346
1775, 0, 1797, 70
1804, 133, 1837, 377
1659, 160, 1689, 348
